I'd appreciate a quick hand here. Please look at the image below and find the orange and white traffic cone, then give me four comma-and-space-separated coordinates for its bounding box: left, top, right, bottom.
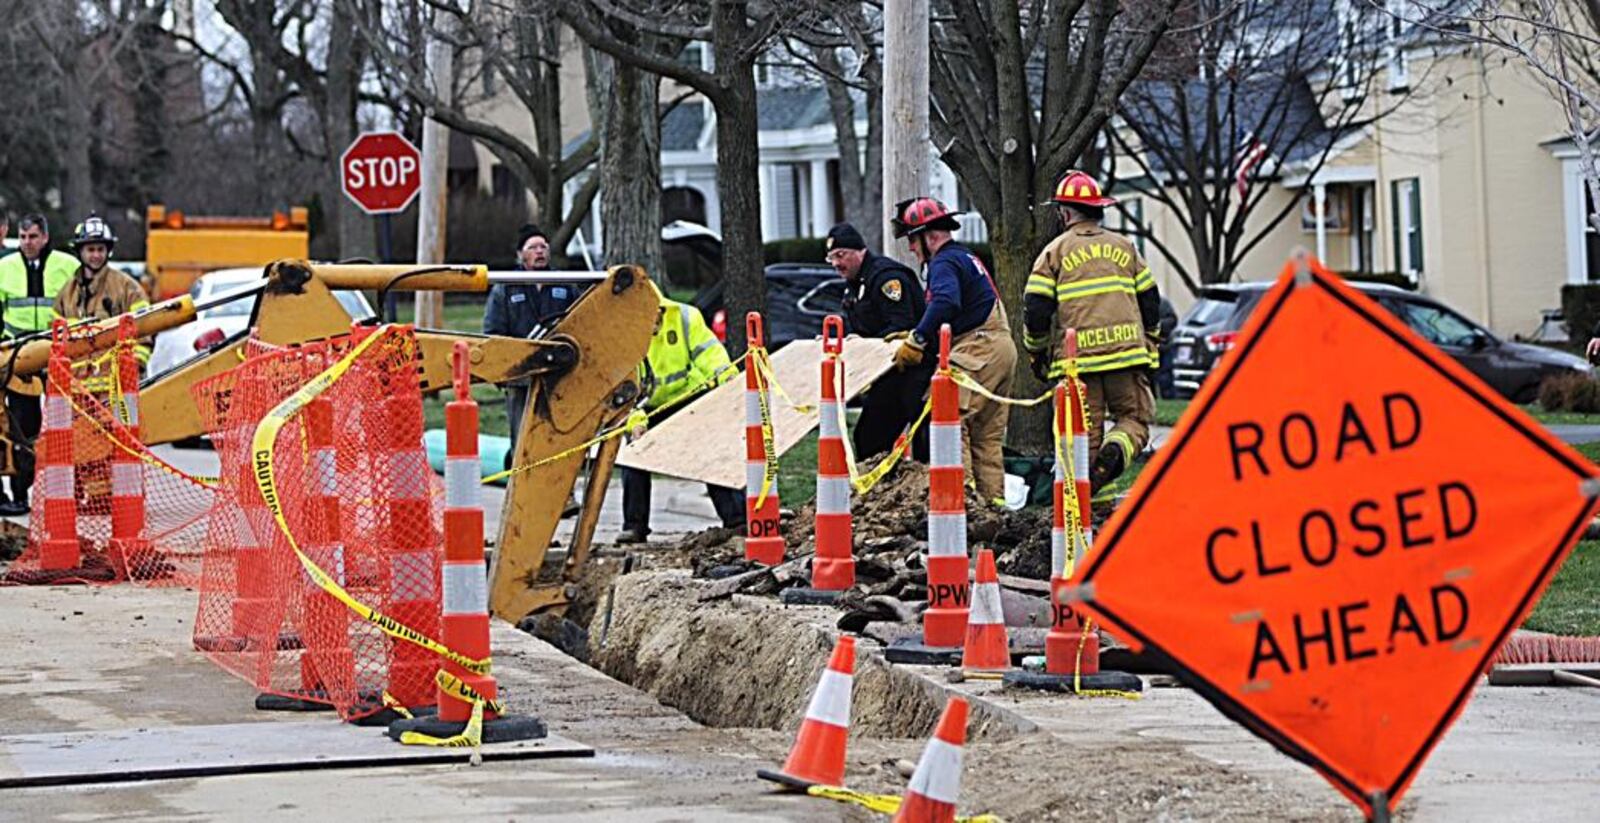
889, 324, 966, 665
38, 324, 81, 573
743, 312, 784, 565
962, 549, 1009, 672
388, 342, 546, 743
757, 635, 855, 789
1006, 332, 1140, 695
893, 696, 968, 823
785, 316, 853, 605
108, 316, 159, 579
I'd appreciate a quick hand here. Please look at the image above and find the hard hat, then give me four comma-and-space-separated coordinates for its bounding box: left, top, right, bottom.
71, 213, 118, 250
1048, 170, 1118, 208
891, 197, 964, 239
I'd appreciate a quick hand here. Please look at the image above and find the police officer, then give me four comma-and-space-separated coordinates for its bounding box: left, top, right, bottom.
616, 289, 744, 544
824, 222, 930, 460
1023, 170, 1162, 492
483, 224, 589, 446
889, 197, 1018, 502
0, 214, 79, 515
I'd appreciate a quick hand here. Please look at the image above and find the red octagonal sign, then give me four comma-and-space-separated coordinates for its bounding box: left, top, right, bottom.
341, 131, 422, 215
1069, 254, 1598, 819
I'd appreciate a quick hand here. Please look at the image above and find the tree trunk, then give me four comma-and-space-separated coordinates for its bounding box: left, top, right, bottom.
60, 47, 94, 220
713, 76, 766, 357
325, 3, 374, 261
595, 53, 663, 274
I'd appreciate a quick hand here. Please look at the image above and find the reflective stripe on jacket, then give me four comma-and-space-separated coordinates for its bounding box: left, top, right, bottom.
0, 249, 79, 337
643, 299, 734, 412
1023, 222, 1156, 374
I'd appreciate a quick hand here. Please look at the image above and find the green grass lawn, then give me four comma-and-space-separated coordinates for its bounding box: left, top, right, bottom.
1523, 406, 1600, 426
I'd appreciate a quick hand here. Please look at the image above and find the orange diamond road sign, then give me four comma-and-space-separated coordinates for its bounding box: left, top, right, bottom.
1070, 255, 1598, 819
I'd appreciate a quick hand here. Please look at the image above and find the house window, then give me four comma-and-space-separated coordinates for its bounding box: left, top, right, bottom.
678, 43, 707, 71
1386, 1, 1409, 91
1349, 184, 1375, 274
1391, 178, 1423, 276
1583, 187, 1600, 282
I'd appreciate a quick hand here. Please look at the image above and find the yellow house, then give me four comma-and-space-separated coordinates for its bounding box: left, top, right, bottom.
1128, 43, 1582, 342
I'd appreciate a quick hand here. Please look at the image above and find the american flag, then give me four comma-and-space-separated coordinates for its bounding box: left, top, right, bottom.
1234, 133, 1268, 198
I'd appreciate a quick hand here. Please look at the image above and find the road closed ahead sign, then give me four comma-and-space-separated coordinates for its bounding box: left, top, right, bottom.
1071, 255, 1598, 819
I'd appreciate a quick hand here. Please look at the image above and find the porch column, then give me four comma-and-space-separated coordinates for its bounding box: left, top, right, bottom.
809, 159, 832, 237
1314, 182, 1328, 262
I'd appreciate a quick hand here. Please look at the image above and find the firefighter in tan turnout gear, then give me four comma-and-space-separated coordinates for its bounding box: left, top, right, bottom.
56, 214, 152, 364
889, 196, 1017, 502
1023, 170, 1162, 492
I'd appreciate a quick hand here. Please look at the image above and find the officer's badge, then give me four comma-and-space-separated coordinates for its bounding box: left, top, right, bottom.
666, 330, 679, 345
881, 279, 903, 302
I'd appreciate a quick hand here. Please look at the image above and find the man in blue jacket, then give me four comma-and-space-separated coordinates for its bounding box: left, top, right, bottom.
887, 197, 1017, 501
483, 224, 587, 445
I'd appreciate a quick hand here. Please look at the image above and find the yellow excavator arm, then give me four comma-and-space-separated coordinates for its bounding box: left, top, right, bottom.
0, 259, 658, 623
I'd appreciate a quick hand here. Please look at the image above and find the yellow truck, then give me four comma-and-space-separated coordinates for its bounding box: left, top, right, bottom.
143, 204, 310, 300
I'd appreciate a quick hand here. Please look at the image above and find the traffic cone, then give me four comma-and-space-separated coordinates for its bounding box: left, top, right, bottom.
758, 636, 855, 789
962, 549, 1009, 672
894, 696, 968, 823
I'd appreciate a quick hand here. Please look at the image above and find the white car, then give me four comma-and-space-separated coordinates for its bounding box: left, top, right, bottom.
146, 267, 375, 378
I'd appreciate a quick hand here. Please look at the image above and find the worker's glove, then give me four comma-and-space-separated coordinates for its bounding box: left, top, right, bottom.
892, 334, 925, 370
1028, 348, 1053, 382
883, 330, 910, 343
625, 409, 649, 436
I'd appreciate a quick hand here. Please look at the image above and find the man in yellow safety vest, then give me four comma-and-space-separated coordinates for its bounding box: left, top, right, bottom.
615, 292, 744, 544
0, 214, 79, 515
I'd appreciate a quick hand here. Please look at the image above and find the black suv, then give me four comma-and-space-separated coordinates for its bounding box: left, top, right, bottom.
691, 264, 849, 346
1170, 282, 1593, 402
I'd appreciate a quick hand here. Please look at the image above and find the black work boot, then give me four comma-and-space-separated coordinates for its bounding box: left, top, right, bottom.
1090, 445, 1126, 494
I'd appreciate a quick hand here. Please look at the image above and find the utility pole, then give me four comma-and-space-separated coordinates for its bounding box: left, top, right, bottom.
414, 17, 454, 329
882, 0, 929, 268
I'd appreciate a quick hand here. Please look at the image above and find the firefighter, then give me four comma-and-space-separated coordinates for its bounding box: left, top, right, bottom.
56, 214, 151, 363
0, 214, 79, 515
615, 290, 744, 544
824, 222, 931, 460
889, 197, 1018, 502
1023, 170, 1162, 492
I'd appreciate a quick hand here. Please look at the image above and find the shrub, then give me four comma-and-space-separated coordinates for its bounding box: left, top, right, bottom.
1539, 372, 1600, 413
1562, 284, 1600, 344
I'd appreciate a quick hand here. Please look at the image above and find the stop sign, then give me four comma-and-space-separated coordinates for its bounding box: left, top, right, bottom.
340, 131, 422, 214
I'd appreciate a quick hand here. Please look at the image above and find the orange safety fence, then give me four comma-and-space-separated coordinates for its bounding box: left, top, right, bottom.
189, 325, 444, 721
3, 323, 212, 587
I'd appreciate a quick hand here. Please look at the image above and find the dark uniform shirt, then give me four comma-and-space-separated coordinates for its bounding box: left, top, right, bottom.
483, 280, 586, 338
913, 242, 998, 343
842, 252, 924, 337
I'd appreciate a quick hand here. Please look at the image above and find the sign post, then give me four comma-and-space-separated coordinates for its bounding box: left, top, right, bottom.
1068, 252, 1600, 820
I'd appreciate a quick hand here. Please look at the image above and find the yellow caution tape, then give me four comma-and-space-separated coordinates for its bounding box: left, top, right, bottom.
399, 697, 485, 751
850, 399, 931, 496
947, 369, 1052, 407
435, 668, 506, 716
59, 378, 218, 489
752, 346, 816, 414
751, 346, 779, 509
249, 325, 491, 677
805, 785, 1006, 821
381, 692, 414, 720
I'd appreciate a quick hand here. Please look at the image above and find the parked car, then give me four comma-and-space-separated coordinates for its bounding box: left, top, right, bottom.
146, 267, 375, 378
1169, 281, 1593, 403
692, 263, 848, 347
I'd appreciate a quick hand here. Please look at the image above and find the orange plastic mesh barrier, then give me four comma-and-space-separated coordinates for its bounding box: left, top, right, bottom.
190, 325, 443, 721
3, 321, 212, 587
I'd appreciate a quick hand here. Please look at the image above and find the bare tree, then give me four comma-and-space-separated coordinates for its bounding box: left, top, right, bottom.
557, 0, 837, 354
929, 0, 1181, 448
1395, 1, 1600, 236
798, 9, 884, 249
583, 28, 676, 275
1108, 0, 1425, 293
352, 0, 599, 255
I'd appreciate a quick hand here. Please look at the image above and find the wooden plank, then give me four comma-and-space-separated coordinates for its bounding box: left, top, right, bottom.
618, 338, 899, 488
0, 721, 593, 788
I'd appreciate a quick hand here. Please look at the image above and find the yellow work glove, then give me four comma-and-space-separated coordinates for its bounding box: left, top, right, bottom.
883, 330, 910, 342
625, 409, 650, 436
892, 335, 925, 370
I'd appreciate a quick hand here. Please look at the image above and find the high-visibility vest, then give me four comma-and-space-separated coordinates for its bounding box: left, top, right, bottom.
643, 299, 734, 411
0, 249, 79, 337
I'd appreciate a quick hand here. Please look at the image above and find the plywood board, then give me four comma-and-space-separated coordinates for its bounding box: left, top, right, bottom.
0, 721, 593, 788
618, 338, 898, 488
